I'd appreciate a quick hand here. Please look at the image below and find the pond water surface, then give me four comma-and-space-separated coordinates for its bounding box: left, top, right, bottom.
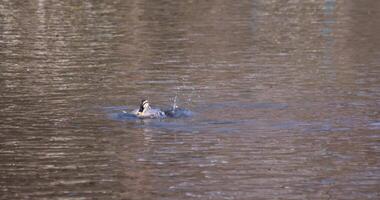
1, 0, 379, 199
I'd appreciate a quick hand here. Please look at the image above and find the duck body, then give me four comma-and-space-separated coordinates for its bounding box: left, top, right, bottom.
119, 99, 192, 120
132, 99, 166, 119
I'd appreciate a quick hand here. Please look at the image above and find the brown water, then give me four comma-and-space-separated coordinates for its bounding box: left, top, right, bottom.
1, 0, 380, 199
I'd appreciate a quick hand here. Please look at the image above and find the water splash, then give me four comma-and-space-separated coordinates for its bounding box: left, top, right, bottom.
172, 95, 178, 111
172, 77, 200, 107
164, 95, 193, 118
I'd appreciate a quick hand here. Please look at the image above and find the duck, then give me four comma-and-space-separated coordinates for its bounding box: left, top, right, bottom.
134, 99, 166, 118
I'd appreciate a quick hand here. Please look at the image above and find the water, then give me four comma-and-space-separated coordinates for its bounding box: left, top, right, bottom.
1, 0, 379, 199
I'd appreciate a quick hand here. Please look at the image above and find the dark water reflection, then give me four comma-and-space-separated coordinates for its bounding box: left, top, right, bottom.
1, 0, 379, 199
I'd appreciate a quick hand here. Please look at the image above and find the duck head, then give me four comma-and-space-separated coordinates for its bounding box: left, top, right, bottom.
138, 99, 150, 114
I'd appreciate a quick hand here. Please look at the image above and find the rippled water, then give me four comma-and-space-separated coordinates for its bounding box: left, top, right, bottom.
1, 0, 379, 199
